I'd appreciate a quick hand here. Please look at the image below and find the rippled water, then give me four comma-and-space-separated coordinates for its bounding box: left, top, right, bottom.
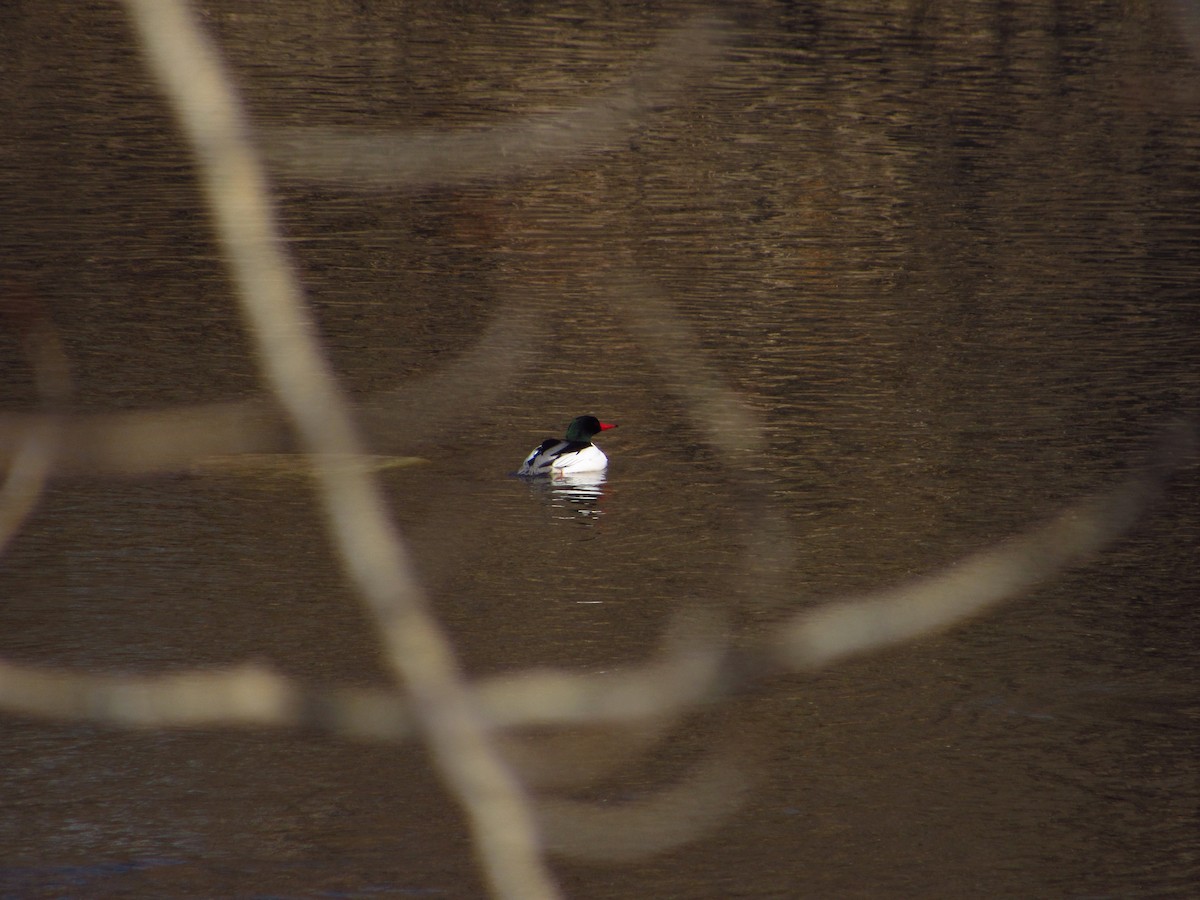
1, 2, 1198, 897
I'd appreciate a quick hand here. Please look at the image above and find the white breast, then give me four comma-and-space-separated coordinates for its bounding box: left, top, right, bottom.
549, 444, 608, 474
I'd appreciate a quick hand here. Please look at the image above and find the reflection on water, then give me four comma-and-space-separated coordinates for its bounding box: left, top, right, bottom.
520, 471, 609, 526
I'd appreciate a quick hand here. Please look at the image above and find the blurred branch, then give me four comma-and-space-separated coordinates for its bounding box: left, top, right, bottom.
0, 293, 70, 551
0, 400, 282, 476
0, 421, 1189, 732
771, 420, 1197, 670
357, 299, 547, 445
537, 732, 762, 862
0, 417, 1189, 867
0, 420, 57, 551
263, 16, 728, 188
601, 267, 797, 600
0, 302, 547, 476
0, 19, 726, 480
0, 614, 721, 743
0, 660, 299, 728
0, 0, 1193, 882
120, 2, 559, 898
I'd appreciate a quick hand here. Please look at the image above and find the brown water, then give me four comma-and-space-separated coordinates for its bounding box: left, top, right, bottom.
2, 1, 1199, 897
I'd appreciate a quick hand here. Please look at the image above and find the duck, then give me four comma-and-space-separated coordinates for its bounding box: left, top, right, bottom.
517, 415, 617, 476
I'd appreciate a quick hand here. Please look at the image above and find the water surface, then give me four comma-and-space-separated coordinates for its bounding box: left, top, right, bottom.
1, 2, 1197, 897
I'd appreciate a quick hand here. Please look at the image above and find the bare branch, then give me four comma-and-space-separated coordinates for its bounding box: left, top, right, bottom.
264, 16, 729, 188
120, 2, 559, 897
772, 421, 1197, 670
0, 421, 56, 550
0, 302, 546, 476
0, 400, 282, 476
537, 732, 763, 862
0, 297, 70, 551
2, 416, 1189, 730
0, 660, 299, 728
0, 611, 723, 750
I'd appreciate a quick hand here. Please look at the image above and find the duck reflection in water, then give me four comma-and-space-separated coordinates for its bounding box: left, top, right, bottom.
528, 470, 608, 525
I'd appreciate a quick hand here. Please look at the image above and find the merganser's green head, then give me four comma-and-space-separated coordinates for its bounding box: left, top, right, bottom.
565, 415, 617, 443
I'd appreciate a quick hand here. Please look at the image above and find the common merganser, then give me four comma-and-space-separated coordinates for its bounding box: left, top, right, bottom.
517, 415, 617, 476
